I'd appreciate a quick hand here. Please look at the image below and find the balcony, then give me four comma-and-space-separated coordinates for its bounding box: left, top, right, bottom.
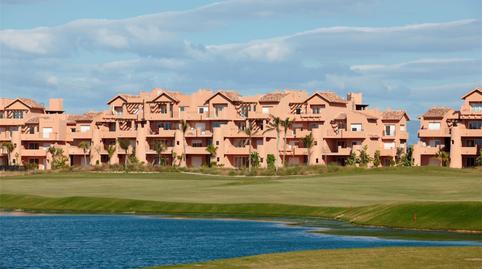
225, 145, 251, 155
71, 130, 92, 139
185, 146, 209, 155
147, 111, 179, 120
380, 148, 396, 156
68, 147, 88, 155
326, 129, 366, 139
291, 129, 311, 138
323, 146, 352, 156
185, 129, 213, 137
461, 146, 478, 155
280, 145, 309, 156
0, 132, 12, 141
100, 130, 118, 139
414, 144, 444, 155
147, 129, 176, 137
21, 148, 47, 157
146, 146, 175, 155
418, 128, 450, 138
20, 132, 60, 141
459, 128, 482, 137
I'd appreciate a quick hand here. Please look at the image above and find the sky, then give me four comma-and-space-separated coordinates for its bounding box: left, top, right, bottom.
1, 0, 481, 143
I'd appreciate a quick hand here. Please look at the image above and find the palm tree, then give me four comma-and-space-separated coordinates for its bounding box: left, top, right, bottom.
205, 144, 218, 167
106, 144, 116, 164
436, 149, 450, 167
280, 117, 294, 166
179, 120, 189, 167
263, 115, 282, 169
117, 138, 130, 168
241, 122, 258, 171
152, 140, 167, 165
1, 141, 15, 167
78, 141, 91, 166
302, 132, 314, 165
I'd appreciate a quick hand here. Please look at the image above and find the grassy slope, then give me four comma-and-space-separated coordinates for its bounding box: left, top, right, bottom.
1, 167, 481, 207
149, 247, 482, 269
1, 194, 481, 231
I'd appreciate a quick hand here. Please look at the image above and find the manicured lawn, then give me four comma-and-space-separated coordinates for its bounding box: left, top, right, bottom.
1, 167, 480, 207
1, 167, 481, 231
150, 247, 482, 269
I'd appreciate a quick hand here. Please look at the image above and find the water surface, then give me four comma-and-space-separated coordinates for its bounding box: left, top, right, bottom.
0, 215, 480, 269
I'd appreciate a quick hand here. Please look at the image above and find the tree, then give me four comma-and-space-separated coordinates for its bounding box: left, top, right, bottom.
117, 138, 131, 168
346, 151, 357, 166
48, 146, 68, 169
240, 121, 259, 171
263, 116, 282, 169
152, 140, 167, 165
373, 150, 381, 167
302, 132, 314, 165
205, 144, 218, 167
250, 151, 260, 168
280, 117, 294, 166
475, 149, 482, 167
1, 141, 15, 166
171, 150, 177, 166
401, 146, 413, 167
436, 149, 450, 167
395, 147, 404, 166
78, 141, 91, 166
106, 144, 116, 164
267, 154, 276, 170
358, 145, 372, 167
179, 120, 189, 167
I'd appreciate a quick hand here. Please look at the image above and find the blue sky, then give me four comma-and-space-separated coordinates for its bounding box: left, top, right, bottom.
1, 0, 481, 143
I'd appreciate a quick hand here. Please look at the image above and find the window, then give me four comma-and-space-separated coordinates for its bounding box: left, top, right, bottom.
0, 111, 3, 118
12, 110, 24, 119
214, 105, 225, 117
114, 106, 123, 115
240, 106, 249, 117
262, 106, 270, 114
468, 121, 482, 129
295, 108, 301, 114
192, 139, 203, 147
471, 102, 482, 112
179, 106, 185, 112
384, 142, 395, 149
29, 126, 35, 134
384, 125, 395, 136
311, 105, 324, 114
316, 158, 319, 164
80, 125, 90, 132
198, 106, 208, 114
160, 104, 168, 114
350, 123, 362, 132
212, 122, 222, 128
216, 141, 219, 146
42, 127, 52, 139
429, 139, 441, 147
428, 122, 441, 130
27, 143, 39, 149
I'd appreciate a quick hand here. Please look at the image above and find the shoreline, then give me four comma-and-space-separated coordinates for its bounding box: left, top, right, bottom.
2, 208, 481, 237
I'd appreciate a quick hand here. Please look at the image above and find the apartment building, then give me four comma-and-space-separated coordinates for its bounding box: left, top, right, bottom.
1, 88, 410, 169
413, 88, 482, 168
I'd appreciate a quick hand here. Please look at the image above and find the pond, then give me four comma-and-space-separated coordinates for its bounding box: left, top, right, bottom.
0, 215, 480, 269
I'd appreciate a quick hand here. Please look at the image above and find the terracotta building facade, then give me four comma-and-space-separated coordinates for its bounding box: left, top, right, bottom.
2, 88, 412, 170
413, 88, 482, 168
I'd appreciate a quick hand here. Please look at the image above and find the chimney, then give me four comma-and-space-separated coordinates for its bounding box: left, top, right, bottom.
47, 98, 64, 114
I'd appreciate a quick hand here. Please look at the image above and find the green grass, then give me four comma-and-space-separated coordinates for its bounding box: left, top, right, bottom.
146, 247, 482, 269
1, 167, 481, 231
1, 194, 481, 231
1, 167, 481, 207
